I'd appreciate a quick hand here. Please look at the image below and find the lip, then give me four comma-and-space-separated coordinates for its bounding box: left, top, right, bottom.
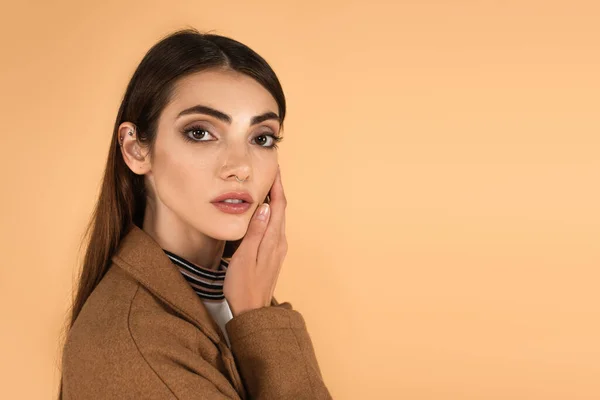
211, 191, 254, 203
212, 201, 252, 214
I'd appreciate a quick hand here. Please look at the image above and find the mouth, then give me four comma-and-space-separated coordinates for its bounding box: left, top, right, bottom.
210, 191, 254, 215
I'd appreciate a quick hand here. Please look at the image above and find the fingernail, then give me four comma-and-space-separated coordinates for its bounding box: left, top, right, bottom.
256, 203, 270, 221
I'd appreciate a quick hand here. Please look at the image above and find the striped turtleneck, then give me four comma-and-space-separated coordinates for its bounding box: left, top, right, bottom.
162, 249, 234, 347
163, 249, 230, 301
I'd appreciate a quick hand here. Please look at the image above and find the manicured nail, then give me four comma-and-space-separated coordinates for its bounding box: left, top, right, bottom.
256, 203, 270, 221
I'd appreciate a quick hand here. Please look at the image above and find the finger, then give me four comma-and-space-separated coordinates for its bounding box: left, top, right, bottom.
235, 203, 271, 259
273, 165, 286, 204
258, 167, 287, 263
264, 166, 286, 237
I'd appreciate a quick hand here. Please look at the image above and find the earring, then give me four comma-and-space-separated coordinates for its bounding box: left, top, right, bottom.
119, 129, 135, 146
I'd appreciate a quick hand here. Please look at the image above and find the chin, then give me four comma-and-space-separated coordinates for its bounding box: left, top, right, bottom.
205, 219, 250, 241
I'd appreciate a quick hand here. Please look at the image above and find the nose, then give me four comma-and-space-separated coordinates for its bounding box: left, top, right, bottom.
220, 143, 251, 182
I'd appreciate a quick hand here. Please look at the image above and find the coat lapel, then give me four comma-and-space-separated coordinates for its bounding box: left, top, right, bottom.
110, 223, 283, 399
110, 224, 225, 345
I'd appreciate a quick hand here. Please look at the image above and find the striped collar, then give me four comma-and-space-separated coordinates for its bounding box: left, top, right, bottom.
162, 249, 229, 301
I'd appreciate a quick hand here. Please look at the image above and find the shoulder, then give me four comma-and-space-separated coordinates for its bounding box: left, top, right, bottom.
61, 264, 177, 399
61, 263, 237, 399
64, 264, 138, 354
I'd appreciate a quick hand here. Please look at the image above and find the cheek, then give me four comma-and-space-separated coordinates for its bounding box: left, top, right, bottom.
152, 148, 213, 207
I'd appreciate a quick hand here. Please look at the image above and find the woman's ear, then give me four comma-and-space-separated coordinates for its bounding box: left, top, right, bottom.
118, 122, 151, 175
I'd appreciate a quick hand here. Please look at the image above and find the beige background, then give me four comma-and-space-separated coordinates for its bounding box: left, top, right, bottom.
1, 1, 599, 399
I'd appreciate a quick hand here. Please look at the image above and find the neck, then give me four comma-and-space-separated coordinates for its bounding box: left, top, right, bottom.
142, 203, 226, 271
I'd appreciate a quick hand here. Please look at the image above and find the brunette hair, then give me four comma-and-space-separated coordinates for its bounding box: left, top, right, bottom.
57, 28, 286, 399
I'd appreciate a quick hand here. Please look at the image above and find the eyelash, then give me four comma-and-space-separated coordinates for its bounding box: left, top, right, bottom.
182, 126, 283, 150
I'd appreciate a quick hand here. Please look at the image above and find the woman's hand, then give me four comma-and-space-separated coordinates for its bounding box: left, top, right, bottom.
223, 165, 287, 317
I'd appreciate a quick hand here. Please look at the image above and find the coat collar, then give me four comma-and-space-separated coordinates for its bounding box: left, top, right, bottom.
110, 224, 225, 345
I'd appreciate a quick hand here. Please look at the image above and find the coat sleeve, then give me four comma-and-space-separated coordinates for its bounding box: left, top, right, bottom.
225, 302, 333, 400
124, 297, 332, 400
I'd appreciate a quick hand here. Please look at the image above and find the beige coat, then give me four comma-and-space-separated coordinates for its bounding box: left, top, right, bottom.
61, 224, 332, 399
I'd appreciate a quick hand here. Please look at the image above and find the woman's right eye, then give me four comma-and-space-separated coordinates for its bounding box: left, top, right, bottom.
183, 127, 214, 142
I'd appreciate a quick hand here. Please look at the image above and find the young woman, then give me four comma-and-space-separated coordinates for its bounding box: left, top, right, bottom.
59, 29, 332, 399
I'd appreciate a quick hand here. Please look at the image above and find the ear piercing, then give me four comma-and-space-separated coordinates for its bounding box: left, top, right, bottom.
119, 129, 135, 147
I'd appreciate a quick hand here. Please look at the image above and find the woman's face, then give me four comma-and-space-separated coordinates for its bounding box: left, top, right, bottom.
142, 68, 281, 241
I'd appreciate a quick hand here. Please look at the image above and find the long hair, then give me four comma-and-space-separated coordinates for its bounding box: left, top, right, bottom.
57, 28, 286, 399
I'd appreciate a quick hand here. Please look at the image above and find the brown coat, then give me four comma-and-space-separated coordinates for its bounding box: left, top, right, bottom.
61, 225, 332, 399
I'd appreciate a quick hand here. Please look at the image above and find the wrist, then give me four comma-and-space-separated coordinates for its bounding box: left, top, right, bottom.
228, 301, 269, 317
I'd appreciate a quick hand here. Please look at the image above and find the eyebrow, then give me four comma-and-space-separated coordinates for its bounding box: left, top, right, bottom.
176, 104, 280, 126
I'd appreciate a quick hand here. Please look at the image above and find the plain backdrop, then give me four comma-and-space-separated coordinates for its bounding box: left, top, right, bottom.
1, 1, 599, 399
